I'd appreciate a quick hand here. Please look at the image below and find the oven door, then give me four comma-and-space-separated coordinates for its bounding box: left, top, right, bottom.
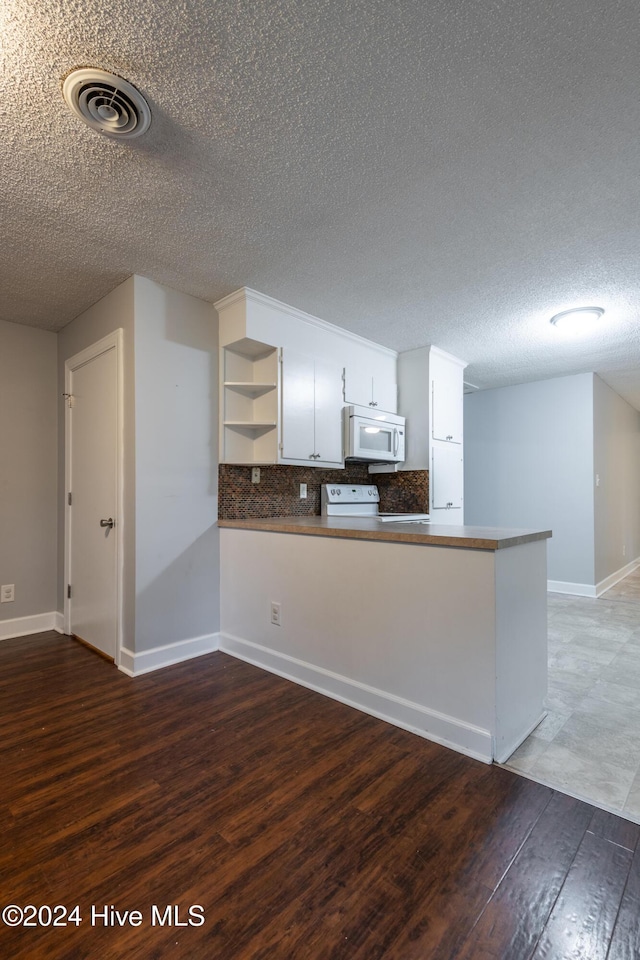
349, 415, 403, 462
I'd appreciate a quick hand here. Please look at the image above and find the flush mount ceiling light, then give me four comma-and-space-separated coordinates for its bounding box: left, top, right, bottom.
549, 306, 605, 334
62, 68, 151, 139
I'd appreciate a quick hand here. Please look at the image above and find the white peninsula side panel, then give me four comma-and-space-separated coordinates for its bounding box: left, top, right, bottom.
219, 529, 547, 763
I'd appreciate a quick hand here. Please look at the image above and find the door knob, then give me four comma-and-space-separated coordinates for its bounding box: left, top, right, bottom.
100, 518, 115, 529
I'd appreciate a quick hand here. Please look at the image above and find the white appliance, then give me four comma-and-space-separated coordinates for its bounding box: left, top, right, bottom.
321, 484, 430, 523
344, 405, 405, 464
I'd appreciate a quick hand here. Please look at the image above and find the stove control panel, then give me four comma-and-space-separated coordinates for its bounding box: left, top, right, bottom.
322, 484, 380, 504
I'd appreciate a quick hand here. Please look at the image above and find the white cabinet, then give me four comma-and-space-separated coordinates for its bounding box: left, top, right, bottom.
431, 445, 463, 512
220, 342, 344, 467
280, 350, 344, 467
432, 361, 463, 443
344, 367, 397, 413
312, 360, 345, 465
430, 348, 465, 520
216, 288, 397, 468
279, 350, 314, 460
220, 339, 279, 464
397, 345, 467, 524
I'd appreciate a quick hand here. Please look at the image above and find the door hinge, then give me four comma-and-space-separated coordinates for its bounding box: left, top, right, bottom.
67, 584, 71, 599
68, 492, 72, 506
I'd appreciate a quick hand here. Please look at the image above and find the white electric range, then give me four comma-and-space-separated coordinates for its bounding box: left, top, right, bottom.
320, 484, 430, 523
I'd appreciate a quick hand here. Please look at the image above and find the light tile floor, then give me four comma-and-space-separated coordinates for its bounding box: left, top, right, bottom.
502, 566, 640, 822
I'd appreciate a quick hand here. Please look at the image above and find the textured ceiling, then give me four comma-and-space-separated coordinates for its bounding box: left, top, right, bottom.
2, 0, 640, 405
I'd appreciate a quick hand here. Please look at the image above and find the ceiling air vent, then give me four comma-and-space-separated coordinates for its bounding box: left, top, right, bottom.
62, 68, 151, 139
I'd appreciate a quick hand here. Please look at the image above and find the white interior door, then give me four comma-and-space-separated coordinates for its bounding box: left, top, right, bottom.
65, 332, 122, 661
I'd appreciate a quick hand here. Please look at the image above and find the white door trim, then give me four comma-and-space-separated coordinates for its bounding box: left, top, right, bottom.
63, 330, 125, 667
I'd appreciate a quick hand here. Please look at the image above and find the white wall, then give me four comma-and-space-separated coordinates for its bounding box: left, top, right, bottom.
593, 375, 640, 584
464, 373, 595, 588
0, 320, 57, 625
133, 277, 219, 652
58, 276, 220, 659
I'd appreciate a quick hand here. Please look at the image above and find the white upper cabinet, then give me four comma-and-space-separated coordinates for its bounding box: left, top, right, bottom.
279, 350, 314, 461
344, 367, 397, 413
312, 359, 345, 465
215, 288, 397, 467
431, 359, 464, 444
280, 350, 343, 467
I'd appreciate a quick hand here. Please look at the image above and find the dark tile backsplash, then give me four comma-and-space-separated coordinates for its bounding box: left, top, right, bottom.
218, 464, 429, 519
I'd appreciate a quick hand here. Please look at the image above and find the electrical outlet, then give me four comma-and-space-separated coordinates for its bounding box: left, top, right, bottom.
1, 584, 15, 603
623, 544, 626, 557
270, 601, 281, 626
251, 467, 261, 484
299, 483, 308, 499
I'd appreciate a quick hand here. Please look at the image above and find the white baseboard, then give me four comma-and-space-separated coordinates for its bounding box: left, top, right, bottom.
118, 632, 220, 677
548, 557, 640, 598
595, 557, 640, 597
547, 580, 597, 597
0, 611, 63, 641
220, 631, 493, 763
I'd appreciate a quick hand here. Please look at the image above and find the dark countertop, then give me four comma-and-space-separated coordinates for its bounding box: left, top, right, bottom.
217, 515, 552, 551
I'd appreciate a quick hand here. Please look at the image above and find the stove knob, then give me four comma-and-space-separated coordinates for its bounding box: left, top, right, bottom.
337, 489, 341, 495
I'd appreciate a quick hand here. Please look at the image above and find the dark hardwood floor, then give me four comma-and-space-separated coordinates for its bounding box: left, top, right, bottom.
1, 632, 639, 959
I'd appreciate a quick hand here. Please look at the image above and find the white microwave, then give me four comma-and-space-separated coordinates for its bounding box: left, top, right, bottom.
344, 405, 406, 463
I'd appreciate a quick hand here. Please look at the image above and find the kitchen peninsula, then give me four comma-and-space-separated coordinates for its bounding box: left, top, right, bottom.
218, 517, 552, 764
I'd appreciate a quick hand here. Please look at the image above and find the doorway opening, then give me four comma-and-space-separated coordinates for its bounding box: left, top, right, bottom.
503, 568, 640, 822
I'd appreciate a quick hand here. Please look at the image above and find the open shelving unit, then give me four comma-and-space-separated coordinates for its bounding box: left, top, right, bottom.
220, 339, 279, 464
